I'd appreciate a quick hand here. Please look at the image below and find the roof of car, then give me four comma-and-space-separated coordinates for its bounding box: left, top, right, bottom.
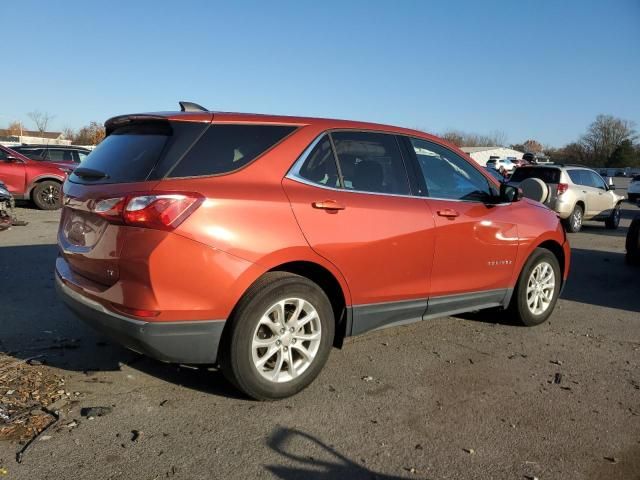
105, 109, 464, 154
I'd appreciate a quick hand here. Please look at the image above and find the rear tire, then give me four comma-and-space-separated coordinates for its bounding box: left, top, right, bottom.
32, 181, 62, 210
605, 203, 621, 229
221, 272, 335, 400
626, 216, 640, 266
563, 204, 583, 233
507, 248, 561, 326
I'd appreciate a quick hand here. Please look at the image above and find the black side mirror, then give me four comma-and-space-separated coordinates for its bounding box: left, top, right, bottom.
606, 177, 616, 190
500, 183, 522, 203
4, 155, 18, 163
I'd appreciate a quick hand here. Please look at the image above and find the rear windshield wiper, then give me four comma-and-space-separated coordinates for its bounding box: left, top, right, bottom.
73, 168, 109, 180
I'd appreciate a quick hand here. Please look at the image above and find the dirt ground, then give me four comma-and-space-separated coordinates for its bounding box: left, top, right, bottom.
0, 181, 638, 480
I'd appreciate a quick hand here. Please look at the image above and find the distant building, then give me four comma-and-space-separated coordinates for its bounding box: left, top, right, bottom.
0, 129, 71, 146
461, 146, 525, 166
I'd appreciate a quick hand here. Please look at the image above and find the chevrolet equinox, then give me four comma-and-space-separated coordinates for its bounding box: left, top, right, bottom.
56, 102, 570, 400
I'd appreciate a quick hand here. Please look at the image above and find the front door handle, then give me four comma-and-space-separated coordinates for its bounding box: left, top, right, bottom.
437, 209, 459, 218
312, 200, 346, 211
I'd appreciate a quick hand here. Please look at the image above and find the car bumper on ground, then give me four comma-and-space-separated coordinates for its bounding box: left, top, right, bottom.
55, 274, 226, 364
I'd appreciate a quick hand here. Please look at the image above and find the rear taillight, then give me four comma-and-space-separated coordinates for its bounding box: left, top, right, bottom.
557, 183, 569, 195
93, 192, 203, 231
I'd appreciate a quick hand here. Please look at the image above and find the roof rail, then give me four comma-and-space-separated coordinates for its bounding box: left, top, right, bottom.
179, 101, 209, 113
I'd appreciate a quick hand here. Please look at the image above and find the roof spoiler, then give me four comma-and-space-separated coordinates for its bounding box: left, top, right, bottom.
179, 101, 209, 113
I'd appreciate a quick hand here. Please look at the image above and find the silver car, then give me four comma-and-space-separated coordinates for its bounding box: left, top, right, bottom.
509, 165, 625, 232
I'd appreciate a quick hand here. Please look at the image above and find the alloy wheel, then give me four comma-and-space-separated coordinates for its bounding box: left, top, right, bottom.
526, 261, 556, 315
251, 298, 322, 383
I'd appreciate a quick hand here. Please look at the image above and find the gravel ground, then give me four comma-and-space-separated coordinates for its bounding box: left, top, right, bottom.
0, 181, 638, 480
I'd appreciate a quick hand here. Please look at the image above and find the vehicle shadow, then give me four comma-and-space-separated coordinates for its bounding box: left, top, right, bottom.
560, 248, 640, 313
264, 427, 408, 479
458, 245, 640, 326
0, 243, 245, 400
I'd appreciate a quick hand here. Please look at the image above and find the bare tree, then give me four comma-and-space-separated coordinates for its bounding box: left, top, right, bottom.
27, 111, 55, 134
440, 129, 506, 147
62, 127, 76, 142
580, 114, 636, 165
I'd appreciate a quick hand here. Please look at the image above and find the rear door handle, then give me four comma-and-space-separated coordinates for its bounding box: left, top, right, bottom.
437, 209, 459, 218
312, 200, 346, 211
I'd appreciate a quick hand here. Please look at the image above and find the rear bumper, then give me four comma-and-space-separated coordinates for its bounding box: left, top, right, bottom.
55, 274, 225, 364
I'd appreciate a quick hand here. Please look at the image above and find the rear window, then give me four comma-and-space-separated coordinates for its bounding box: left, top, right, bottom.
510, 167, 561, 184
69, 121, 208, 184
167, 124, 296, 178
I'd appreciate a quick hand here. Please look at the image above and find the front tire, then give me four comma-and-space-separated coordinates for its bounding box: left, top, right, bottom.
605, 203, 621, 229
221, 272, 335, 400
32, 181, 62, 210
507, 248, 561, 326
564, 204, 583, 233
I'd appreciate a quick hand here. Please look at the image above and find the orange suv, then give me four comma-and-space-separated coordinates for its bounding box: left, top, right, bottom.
56, 102, 570, 400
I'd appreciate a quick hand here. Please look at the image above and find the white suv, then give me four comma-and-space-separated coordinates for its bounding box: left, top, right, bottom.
486, 158, 516, 174
627, 175, 640, 203
509, 165, 625, 232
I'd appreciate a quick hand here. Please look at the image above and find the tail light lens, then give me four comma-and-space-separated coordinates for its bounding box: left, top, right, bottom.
93, 192, 203, 231
557, 183, 569, 196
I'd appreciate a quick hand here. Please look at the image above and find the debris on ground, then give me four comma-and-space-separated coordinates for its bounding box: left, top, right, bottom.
554, 373, 563, 384
0, 354, 64, 442
604, 456, 619, 463
361, 375, 374, 382
131, 430, 143, 442
463, 448, 476, 454
80, 406, 112, 418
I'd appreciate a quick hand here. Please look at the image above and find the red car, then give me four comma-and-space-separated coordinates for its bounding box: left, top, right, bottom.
56, 103, 570, 399
0, 145, 70, 209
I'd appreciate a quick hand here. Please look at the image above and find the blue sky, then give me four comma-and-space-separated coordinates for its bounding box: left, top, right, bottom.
1, 0, 638, 147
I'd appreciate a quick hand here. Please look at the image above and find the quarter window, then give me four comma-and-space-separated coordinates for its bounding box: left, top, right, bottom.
331, 131, 410, 195
410, 138, 493, 201
168, 124, 296, 178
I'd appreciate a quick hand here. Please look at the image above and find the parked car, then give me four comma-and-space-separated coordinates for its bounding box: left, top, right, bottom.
508, 165, 625, 233
511, 158, 531, 168
486, 158, 516, 174
0, 145, 69, 209
11, 145, 90, 165
627, 215, 640, 265
627, 175, 640, 203
484, 166, 507, 182
56, 103, 570, 400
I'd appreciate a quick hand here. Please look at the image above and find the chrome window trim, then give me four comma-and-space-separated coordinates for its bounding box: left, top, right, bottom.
285, 132, 513, 206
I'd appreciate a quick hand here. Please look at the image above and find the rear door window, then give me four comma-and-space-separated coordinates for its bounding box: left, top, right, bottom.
167, 124, 296, 178
330, 131, 410, 195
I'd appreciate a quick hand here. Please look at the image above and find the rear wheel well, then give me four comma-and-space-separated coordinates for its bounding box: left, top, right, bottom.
574, 200, 585, 212
536, 240, 565, 281
29, 178, 62, 199
268, 261, 348, 348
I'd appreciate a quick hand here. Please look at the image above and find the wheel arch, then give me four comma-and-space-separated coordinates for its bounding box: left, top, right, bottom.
26, 175, 65, 199
536, 239, 566, 282
266, 261, 350, 348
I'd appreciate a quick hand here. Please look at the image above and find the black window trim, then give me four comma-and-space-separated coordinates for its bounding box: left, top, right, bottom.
162, 122, 301, 180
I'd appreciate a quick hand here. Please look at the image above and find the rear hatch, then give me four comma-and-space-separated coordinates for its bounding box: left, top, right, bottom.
509, 166, 562, 206
58, 115, 212, 286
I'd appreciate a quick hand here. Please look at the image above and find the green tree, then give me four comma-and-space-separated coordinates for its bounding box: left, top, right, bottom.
608, 139, 636, 167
